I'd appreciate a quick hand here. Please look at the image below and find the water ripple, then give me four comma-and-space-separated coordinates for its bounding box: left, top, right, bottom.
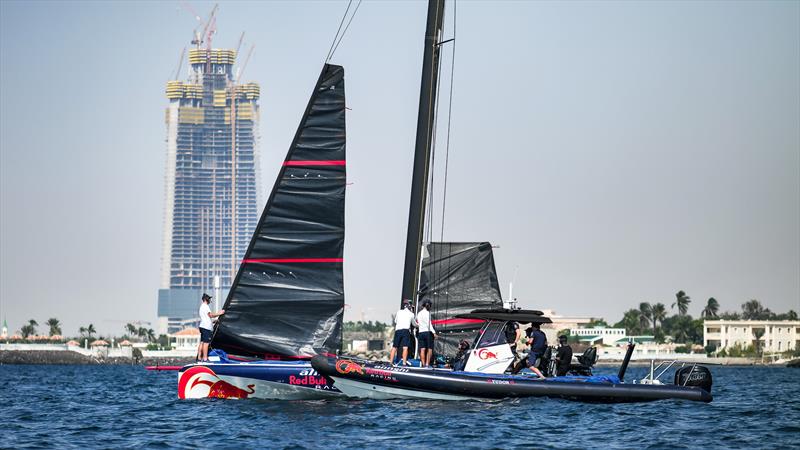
3, 365, 799, 449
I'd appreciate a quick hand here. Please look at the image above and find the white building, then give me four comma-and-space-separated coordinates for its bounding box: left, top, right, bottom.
704, 320, 800, 353
570, 327, 627, 345
170, 328, 201, 350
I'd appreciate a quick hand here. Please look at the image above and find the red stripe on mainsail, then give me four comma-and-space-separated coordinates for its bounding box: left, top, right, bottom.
283, 160, 346, 166
432, 318, 485, 326
242, 258, 343, 264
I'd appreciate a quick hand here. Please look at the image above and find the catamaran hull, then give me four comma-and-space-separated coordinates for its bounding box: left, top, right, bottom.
311, 356, 712, 403
178, 361, 341, 400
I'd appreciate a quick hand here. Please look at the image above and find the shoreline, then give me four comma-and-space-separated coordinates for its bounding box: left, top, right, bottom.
2, 350, 792, 367
0, 350, 194, 366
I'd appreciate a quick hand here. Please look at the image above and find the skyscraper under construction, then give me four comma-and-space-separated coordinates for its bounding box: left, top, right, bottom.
157, 46, 261, 335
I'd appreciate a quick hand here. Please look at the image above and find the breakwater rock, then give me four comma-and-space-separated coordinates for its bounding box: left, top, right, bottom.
0, 350, 193, 366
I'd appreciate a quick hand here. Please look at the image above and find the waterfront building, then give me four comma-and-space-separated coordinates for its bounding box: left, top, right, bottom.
570, 327, 627, 345
538, 309, 592, 342
703, 319, 800, 353
157, 46, 261, 335
170, 328, 201, 350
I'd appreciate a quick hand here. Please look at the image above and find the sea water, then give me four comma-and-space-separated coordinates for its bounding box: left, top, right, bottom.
3, 365, 798, 449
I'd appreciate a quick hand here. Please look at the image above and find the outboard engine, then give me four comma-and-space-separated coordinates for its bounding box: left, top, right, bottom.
674, 365, 713, 392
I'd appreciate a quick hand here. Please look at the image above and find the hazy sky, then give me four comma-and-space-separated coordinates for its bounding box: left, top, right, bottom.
1, 0, 798, 336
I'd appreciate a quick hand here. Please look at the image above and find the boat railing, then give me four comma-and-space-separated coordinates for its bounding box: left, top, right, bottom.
638, 359, 719, 386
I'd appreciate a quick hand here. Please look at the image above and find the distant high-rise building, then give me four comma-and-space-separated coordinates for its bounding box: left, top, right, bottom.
157, 47, 261, 335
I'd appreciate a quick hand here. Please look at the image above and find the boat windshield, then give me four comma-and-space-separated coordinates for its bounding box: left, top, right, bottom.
474, 321, 506, 348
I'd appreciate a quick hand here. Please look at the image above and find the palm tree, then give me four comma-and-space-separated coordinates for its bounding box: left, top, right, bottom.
672, 290, 691, 316
651, 303, 667, 334
46, 318, 62, 336
125, 323, 137, 336
79, 326, 87, 336
702, 297, 720, 319
741, 299, 770, 320
20, 324, 35, 338
86, 324, 96, 338
788, 310, 798, 321
639, 302, 652, 332
752, 328, 765, 357
27, 319, 38, 336
146, 328, 156, 343
137, 327, 147, 341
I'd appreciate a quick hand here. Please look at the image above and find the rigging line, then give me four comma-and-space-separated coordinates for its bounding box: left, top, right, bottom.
325, 0, 353, 63
329, 0, 363, 61
439, 0, 456, 243
427, 1, 449, 294
442, 1, 456, 334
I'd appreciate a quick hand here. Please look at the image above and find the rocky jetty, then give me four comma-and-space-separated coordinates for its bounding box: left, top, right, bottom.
0, 350, 193, 366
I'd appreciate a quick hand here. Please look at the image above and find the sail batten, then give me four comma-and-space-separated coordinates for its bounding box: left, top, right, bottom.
212, 64, 346, 359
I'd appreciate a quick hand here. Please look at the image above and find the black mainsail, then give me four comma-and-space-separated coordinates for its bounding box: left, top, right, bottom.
212, 64, 346, 359
418, 242, 503, 356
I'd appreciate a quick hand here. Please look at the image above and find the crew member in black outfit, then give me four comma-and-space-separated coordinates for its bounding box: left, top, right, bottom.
504, 321, 521, 356
555, 335, 573, 376
526, 323, 547, 378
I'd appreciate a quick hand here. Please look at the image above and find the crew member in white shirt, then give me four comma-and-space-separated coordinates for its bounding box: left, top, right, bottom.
197, 293, 225, 362
388, 300, 417, 366
416, 299, 437, 367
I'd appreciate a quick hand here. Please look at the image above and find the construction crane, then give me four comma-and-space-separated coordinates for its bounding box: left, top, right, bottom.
171, 46, 186, 80
229, 43, 254, 280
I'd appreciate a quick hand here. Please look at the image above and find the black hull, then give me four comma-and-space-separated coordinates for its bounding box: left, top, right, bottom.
311, 356, 712, 403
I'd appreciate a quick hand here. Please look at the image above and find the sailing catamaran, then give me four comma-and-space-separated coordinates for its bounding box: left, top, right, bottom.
178, 64, 346, 400
312, 0, 714, 403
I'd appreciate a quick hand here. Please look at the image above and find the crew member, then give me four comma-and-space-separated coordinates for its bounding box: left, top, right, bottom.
525, 323, 547, 378
197, 293, 224, 362
504, 321, 522, 356
452, 339, 470, 371
389, 300, 417, 366
416, 299, 437, 367
555, 335, 573, 376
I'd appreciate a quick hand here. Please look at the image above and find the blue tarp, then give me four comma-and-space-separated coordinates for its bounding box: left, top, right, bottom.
549, 375, 621, 384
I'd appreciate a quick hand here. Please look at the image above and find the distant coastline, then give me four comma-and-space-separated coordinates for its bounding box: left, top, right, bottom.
0, 350, 193, 366
2, 349, 796, 367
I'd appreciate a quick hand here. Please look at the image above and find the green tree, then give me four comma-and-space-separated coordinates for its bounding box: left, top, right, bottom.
651, 303, 667, 334
701, 297, 719, 319
741, 299, 772, 320
46, 318, 62, 336
20, 324, 35, 338
752, 328, 765, 357
614, 309, 643, 335
79, 326, 87, 336
146, 329, 156, 343
639, 302, 652, 332
86, 324, 96, 338
788, 310, 798, 321
125, 323, 137, 336
672, 290, 691, 316
26, 319, 38, 336
137, 327, 147, 340
587, 318, 609, 328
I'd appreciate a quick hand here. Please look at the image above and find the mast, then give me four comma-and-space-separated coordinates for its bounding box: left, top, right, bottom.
401, 0, 446, 306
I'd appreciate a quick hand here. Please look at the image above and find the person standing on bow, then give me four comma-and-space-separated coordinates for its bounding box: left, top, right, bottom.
416, 299, 437, 367
389, 300, 417, 366
197, 293, 224, 363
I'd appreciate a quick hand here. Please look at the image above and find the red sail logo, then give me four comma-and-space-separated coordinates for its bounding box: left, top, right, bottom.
477, 348, 498, 360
